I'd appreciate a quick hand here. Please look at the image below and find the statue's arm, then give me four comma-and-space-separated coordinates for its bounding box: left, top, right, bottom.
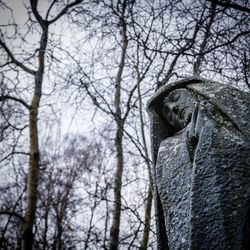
186, 100, 213, 162
186, 103, 199, 162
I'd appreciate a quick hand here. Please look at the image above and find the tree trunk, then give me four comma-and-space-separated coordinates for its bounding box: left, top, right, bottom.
193, 1, 216, 75
109, 125, 124, 250
137, 79, 153, 250
140, 184, 153, 250
109, 7, 128, 249
22, 27, 48, 250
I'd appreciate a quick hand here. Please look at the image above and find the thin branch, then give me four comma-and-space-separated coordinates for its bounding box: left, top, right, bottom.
80, 79, 111, 116
45, 0, 57, 21
47, 0, 83, 25
208, 0, 250, 14
122, 127, 152, 165
0, 151, 30, 164
0, 95, 30, 110
243, 51, 250, 90
0, 39, 36, 75
203, 30, 250, 55
30, 0, 46, 28
123, 84, 137, 122
0, 211, 24, 222
193, 0, 217, 75
0, 187, 26, 245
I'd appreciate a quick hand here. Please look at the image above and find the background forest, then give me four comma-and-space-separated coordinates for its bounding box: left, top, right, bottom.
0, 0, 249, 249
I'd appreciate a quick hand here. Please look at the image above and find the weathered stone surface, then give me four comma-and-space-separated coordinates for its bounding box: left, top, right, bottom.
148, 77, 250, 250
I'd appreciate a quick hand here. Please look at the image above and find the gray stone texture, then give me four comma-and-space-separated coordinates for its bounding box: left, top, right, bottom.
148, 78, 250, 250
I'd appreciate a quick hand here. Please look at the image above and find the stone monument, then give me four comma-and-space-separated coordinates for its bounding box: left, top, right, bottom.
147, 77, 250, 249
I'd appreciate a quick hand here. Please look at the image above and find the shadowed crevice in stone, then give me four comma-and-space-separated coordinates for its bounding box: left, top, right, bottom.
243, 208, 250, 249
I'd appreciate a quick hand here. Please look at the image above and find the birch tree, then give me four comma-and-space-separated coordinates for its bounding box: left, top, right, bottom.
0, 1, 85, 249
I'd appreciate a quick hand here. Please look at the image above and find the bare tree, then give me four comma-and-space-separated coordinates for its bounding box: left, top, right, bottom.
0, 1, 85, 249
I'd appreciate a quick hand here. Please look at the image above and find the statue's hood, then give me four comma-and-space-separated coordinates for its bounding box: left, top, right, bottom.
148, 77, 250, 139
147, 77, 205, 110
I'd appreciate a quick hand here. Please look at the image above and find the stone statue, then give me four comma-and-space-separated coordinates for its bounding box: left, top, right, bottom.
147, 78, 250, 250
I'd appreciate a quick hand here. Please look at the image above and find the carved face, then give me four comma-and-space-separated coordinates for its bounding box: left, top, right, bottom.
162, 89, 197, 130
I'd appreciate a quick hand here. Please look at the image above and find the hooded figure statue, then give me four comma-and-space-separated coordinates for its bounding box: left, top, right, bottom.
147, 77, 250, 250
